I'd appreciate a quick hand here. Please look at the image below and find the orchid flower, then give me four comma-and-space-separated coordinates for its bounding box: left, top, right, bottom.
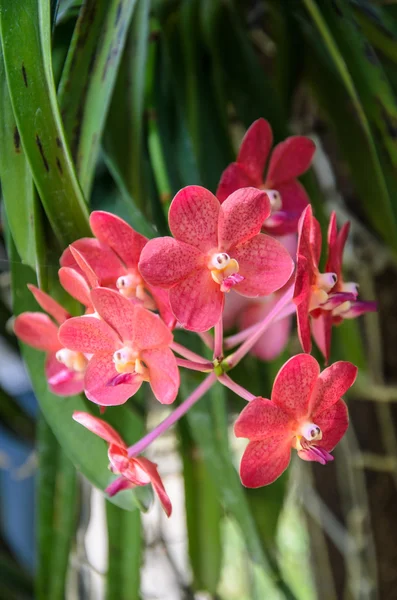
294, 206, 376, 359
138, 185, 294, 332
61, 212, 175, 329
234, 354, 357, 487
73, 411, 172, 516
14, 285, 87, 396
59, 288, 179, 406
217, 119, 315, 235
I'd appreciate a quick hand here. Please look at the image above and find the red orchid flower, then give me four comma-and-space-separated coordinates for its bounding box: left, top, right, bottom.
61, 211, 175, 329
294, 207, 376, 360
234, 354, 357, 487
73, 411, 172, 516
138, 185, 294, 332
59, 287, 179, 406
14, 285, 87, 396
217, 119, 315, 235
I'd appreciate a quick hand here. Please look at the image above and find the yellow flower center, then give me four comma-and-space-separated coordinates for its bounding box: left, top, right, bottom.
56, 349, 88, 373
116, 273, 156, 309
294, 421, 323, 450
112, 346, 149, 380
209, 252, 240, 286
309, 272, 337, 311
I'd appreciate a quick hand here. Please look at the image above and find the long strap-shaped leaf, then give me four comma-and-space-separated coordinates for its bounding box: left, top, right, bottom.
0, 0, 90, 246
301, 0, 397, 253
106, 503, 141, 600
58, 0, 137, 198
36, 415, 77, 600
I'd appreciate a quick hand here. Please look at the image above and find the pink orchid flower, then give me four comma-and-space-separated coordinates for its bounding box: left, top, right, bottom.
311, 213, 377, 361
234, 354, 357, 487
216, 119, 315, 235
73, 411, 172, 516
14, 285, 87, 396
138, 185, 294, 332
59, 287, 179, 406
60, 212, 176, 329
294, 206, 376, 359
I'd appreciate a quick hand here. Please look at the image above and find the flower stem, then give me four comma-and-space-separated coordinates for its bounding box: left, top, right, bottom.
218, 374, 256, 401
213, 318, 223, 359
224, 302, 297, 349
171, 341, 209, 364
224, 285, 295, 369
176, 358, 214, 372
128, 373, 217, 457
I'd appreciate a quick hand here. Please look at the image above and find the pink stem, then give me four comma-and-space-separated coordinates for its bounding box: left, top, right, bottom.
198, 331, 214, 350
224, 302, 297, 349
176, 358, 214, 372
224, 285, 295, 369
213, 318, 223, 359
171, 341, 209, 364
128, 373, 217, 457
218, 374, 256, 402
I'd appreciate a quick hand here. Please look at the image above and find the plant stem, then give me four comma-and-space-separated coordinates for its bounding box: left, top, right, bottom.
213, 318, 223, 359
224, 286, 294, 369
176, 358, 214, 372
224, 302, 297, 349
128, 373, 217, 456
218, 374, 256, 402
171, 341, 209, 364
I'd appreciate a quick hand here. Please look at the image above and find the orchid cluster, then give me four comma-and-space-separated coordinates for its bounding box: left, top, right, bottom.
14, 119, 376, 516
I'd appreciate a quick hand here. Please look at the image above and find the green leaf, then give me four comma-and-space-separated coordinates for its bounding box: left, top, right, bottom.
300, 0, 397, 252
9, 239, 148, 512
58, 0, 138, 198
0, 553, 33, 600
36, 415, 78, 600
106, 503, 141, 600
103, 0, 151, 212
179, 418, 222, 594
0, 0, 90, 246
185, 378, 297, 599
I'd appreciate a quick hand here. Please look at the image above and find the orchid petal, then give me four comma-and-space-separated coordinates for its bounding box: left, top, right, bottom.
60, 238, 124, 286
59, 315, 120, 353
90, 287, 137, 342
169, 268, 224, 332
146, 284, 176, 330
263, 180, 309, 236
106, 477, 134, 496
45, 354, 84, 396
169, 185, 220, 252
218, 188, 270, 250
272, 353, 320, 418
232, 234, 294, 297
27, 285, 70, 324
234, 397, 292, 440
216, 163, 256, 203
73, 411, 127, 448
89, 210, 147, 268
310, 361, 357, 416
141, 347, 179, 404
59, 267, 92, 308
135, 457, 172, 517
69, 245, 99, 288
84, 352, 142, 406
139, 237, 201, 288
266, 136, 315, 185
311, 312, 333, 362
14, 312, 61, 352
132, 305, 173, 350
239, 438, 291, 487
314, 399, 349, 451
237, 118, 273, 183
